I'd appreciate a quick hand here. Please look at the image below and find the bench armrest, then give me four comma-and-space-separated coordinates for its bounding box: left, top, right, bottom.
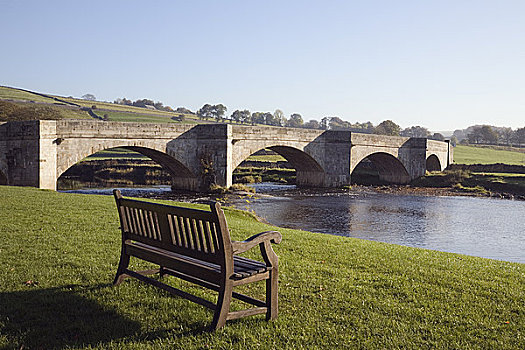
232, 230, 282, 267
232, 231, 282, 254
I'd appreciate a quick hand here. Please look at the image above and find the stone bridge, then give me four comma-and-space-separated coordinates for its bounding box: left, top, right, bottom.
0, 120, 452, 190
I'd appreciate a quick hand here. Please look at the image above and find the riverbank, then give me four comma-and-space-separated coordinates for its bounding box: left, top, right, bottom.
1, 185, 523, 349
364, 183, 525, 200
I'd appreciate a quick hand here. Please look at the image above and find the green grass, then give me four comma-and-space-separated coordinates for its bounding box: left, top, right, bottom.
0, 186, 523, 349
84, 148, 149, 161
469, 173, 525, 192
0, 86, 56, 103
246, 154, 287, 162
453, 145, 525, 165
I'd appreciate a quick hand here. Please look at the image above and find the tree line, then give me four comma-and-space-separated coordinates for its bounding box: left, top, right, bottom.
113, 97, 192, 114
452, 125, 525, 147
195, 104, 451, 139
111, 97, 525, 145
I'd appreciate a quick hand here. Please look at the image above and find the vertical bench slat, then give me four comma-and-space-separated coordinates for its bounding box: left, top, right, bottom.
166, 214, 177, 246
203, 221, 215, 254
157, 212, 172, 245
138, 209, 148, 238
119, 206, 129, 232
176, 216, 187, 248
148, 211, 159, 241
209, 222, 220, 253
191, 218, 203, 252
125, 207, 134, 234
183, 216, 194, 249
132, 208, 141, 236
197, 220, 209, 253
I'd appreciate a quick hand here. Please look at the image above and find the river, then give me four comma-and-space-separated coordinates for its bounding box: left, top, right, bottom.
63, 183, 525, 264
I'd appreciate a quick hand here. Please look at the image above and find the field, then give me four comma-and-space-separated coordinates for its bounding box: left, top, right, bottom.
453, 145, 525, 165
0, 186, 523, 349
0, 86, 56, 103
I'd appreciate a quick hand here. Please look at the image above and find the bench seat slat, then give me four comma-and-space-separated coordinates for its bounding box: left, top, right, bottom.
126, 241, 270, 280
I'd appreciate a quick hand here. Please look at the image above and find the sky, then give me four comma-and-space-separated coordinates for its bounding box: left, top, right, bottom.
1, 0, 524, 132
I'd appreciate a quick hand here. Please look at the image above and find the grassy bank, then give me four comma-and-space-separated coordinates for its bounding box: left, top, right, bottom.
0, 186, 523, 349
414, 170, 525, 198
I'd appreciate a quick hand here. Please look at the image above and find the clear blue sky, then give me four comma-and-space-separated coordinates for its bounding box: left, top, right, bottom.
1, 0, 524, 131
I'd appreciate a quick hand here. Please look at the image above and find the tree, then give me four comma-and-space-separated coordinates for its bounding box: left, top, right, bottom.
262, 112, 274, 125
154, 101, 164, 110
287, 113, 304, 128
352, 121, 374, 133
230, 110, 242, 123
467, 127, 483, 144
133, 99, 155, 108
251, 112, 266, 125
431, 132, 445, 141
499, 127, 514, 146
231, 109, 251, 124
176, 107, 193, 114
213, 104, 227, 122
114, 97, 132, 105
320, 117, 331, 130
373, 120, 401, 136
304, 119, 320, 129
273, 109, 286, 127
400, 126, 430, 138
329, 117, 350, 130
516, 127, 525, 146
82, 94, 96, 101
197, 104, 214, 120
480, 125, 498, 144
453, 129, 467, 142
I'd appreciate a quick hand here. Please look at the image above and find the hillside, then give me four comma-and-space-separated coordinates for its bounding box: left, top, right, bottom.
0, 86, 198, 124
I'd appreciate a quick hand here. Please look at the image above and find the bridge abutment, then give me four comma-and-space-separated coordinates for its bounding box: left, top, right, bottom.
0, 120, 58, 190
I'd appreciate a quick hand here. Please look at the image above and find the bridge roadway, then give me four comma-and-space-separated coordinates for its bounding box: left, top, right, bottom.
0, 120, 451, 191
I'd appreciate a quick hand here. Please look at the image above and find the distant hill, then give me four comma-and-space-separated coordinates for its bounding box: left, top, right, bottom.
0, 86, 198, 124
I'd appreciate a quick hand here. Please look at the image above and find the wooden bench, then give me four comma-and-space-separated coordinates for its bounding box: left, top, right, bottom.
112, 190, 282, 330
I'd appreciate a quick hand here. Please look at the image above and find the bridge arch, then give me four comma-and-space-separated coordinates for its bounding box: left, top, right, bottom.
57, 143, 197, 190
426, 154, 442, 172
351, 151, 410, 184
57, 141, 195, 179
232, 144, 326, 187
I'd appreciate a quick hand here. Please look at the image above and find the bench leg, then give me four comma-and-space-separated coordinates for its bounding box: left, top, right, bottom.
113, 248, 130, 285
210, 281, 233, 331
266, 268, 278, 321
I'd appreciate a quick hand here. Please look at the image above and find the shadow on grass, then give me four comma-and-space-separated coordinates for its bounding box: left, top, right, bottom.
0, 284, 141, 349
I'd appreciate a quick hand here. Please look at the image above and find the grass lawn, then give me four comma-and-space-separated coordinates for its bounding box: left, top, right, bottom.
0, 186, 523, 349
453, 145, 525, 165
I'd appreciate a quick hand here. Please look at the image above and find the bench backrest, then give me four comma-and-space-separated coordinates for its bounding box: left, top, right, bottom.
113, 190, 232, 266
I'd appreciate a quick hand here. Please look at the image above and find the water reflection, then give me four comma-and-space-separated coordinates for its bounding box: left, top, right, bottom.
234, 186, 525, 264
